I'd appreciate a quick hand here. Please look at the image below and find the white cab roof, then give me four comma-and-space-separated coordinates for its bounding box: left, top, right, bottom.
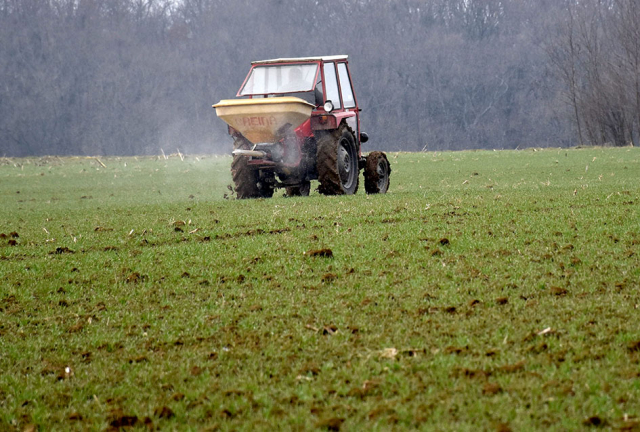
251, 55, 348, 65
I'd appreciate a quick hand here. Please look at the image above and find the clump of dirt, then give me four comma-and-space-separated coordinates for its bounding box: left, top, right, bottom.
108, 410, 139, 428
453, 367, 489, 379
526, 342, 548, 354
499, 360, 525, 373
495, 423, 513, 432
550, 287, 568, 296
126, 272, 147, 283
315, 417, 344, 431
68, 412, 83, 421
627, 340, 640, 353
171, 393, 185, 401
154, 406, 174, 419
269, 228, 290, 234
444, 346, 468, 355
307, 248, 333, 258
367, 406, 397, 421
496, 297, 509, 305
483, 382, 502, 395
67, 322, 84, 333
323, 324, 338, 335
582, 416, 606, 427
300, 362, 321, 376
94, 226, 113, 232
322, 273, 337, 283
51, 247, 75, 254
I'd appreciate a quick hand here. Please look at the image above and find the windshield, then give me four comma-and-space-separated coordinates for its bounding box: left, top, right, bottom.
239, 64, 318, 96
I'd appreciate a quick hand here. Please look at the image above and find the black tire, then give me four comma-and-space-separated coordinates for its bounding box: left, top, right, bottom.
317, 125, 359, 195
285, 181, 311, 197
231, 137, 273, 199
364, 151, 391, 194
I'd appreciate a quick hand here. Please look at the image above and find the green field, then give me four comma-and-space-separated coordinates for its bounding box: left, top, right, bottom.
1, 148, 639, 431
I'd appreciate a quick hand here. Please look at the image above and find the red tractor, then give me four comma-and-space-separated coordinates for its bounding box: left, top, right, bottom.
214, 55, 390, 198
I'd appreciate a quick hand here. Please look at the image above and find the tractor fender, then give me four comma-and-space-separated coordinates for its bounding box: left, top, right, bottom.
333, 111, 356, 125
310, 111, 356, 131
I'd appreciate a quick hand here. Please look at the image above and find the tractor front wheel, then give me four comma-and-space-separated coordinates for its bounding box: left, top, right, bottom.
231, 138, 273, 199
317, 125, 359, 195
364, 151, 391, 194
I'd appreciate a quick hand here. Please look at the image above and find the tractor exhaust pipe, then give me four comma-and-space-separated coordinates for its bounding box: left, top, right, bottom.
232, 149, 267, 158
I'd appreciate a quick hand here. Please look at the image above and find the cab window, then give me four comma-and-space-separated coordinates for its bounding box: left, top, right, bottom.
240, 64, 318, 95
323, 62, 341, 109
337, 63, 355, 109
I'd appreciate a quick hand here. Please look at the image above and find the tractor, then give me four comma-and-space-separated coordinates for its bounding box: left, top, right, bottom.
213, 55, 390, 198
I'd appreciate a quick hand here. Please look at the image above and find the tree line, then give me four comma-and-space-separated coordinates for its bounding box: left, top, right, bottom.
0, 0, 637, 157
549, 0, 640, 147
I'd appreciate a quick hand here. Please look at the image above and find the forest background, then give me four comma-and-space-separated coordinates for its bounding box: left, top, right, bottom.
1, 0, 638, 157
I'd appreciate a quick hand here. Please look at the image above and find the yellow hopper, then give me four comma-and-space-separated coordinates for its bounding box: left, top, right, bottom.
213, 97, 315, 144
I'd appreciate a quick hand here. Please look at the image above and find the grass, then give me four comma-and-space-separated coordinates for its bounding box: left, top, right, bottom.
0, 147, 639, 431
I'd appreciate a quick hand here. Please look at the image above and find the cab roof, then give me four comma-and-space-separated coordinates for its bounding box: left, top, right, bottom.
251, 55, 348, 65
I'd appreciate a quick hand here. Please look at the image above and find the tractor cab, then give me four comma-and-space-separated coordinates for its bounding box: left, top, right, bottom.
236, 56, 364, 145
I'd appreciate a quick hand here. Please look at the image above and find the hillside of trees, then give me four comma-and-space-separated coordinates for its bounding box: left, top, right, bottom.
1, 0, 638, 157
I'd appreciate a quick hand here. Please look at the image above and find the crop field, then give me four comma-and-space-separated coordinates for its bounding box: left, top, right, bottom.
1, 147, 639, 431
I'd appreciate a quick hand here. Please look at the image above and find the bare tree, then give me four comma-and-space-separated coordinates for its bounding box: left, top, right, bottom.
548, 0, 640, 147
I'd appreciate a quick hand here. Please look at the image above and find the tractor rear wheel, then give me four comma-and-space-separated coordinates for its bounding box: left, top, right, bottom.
364, 151, 391, 194
231, 138, 273, 199
286, 181, 311, 197
317, 125, 359, 195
